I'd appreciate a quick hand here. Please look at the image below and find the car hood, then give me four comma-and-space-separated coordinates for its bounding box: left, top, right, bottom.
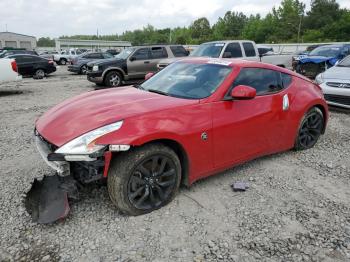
87, 58, 124, 66
323, 66, 350, 81
299, 56, 338, 65
36, 86, 197, 147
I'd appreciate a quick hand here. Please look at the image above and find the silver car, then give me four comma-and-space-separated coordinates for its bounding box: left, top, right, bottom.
315, 55, 350, 109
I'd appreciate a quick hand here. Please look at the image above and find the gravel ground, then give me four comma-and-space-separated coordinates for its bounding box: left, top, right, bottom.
0, 66, 349, 262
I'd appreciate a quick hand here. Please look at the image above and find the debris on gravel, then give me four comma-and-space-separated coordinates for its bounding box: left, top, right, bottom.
0, 67, 349, 261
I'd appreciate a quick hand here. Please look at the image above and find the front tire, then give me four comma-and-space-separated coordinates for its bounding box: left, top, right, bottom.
80, 65, 87, 75
104, 71, 122, 87
294, 107, 324, 150
107, 143, 181, 215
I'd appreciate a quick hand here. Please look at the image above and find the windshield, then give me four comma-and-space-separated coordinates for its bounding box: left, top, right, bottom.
116, 48, 135, 59
309, 46, 341, 57
103, 52, 114, 58
337, 56, 350, 67
190, 43, 225, 58
140, 62, 232, 99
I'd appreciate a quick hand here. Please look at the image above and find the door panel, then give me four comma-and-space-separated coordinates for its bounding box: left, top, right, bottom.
212, 68, 291, 168
127, 48, 151, 79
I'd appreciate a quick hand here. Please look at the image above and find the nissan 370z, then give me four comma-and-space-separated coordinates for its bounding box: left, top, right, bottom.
27, 58, 328, 223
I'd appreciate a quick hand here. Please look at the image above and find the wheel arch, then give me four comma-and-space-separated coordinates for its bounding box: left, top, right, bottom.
131, 138, 190, 187
313, 104, 327, 134
102, 68, 126, 81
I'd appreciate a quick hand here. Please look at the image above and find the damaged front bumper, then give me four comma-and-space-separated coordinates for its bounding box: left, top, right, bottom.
26, 131, 109, 224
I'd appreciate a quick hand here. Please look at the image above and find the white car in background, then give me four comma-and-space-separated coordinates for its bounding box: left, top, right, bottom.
315, 55, 350, 109
0, 58, 22, 84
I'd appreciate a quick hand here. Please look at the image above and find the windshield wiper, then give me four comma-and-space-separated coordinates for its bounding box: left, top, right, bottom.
133, 84, 145, 90
147, 89, 169, 96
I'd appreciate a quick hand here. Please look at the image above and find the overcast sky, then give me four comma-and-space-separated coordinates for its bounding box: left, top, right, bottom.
1, 0, 349, 38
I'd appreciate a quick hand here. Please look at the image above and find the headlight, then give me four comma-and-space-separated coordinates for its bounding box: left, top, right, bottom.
315, 73, 324, 84
55, 121, 123, 155
92, 65, 99, 71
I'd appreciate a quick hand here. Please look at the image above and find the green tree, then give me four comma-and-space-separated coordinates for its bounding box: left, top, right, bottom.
37, 37, 55, 47
212, 11, 247, 40
189, 17, 212, 44
305, 0, 343, 30
272, 0, 305, 42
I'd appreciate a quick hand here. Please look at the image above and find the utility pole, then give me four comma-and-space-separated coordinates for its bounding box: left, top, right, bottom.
5, 24, 8, 32
297, 15, 302, 44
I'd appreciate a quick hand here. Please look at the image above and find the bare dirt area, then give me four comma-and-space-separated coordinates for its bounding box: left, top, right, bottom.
0, 66, 349, 262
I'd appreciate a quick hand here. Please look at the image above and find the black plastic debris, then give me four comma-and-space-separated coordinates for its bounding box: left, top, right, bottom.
24, 174, 79, 224
231, 182, 249, 192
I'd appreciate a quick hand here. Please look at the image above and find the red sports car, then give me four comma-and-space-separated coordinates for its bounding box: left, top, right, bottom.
29, 58, 328, 223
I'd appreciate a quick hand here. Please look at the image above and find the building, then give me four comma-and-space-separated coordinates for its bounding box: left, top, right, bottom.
0, 32, 37, 50
55, 38, 131, 51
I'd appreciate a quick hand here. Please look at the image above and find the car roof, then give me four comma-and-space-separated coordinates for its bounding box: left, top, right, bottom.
200, 40, 255, 45
7, 54, 40, 58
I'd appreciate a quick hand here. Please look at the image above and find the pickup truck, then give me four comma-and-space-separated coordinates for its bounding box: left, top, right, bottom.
53, 49, 85, 65
0, 58, 22, 84
157, 40, 293, 70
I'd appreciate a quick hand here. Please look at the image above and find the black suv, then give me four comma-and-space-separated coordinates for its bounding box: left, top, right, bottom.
86, 45, 188, 87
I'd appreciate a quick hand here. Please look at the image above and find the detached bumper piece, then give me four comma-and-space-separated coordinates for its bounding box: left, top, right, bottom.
24, 174, 79, 224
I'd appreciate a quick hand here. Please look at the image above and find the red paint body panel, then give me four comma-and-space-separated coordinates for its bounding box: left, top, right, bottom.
36, 59, 328, 186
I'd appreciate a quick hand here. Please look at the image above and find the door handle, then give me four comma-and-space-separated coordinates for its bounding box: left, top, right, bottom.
144, 61, 150, 64
283, 94, 289, 111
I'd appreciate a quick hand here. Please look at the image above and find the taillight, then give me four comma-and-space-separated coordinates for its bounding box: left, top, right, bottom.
11, 60, 18, 72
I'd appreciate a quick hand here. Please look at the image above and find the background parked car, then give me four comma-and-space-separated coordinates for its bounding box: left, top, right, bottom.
68, 52, 114, 75
53, 49, 85, 65
6, 54, 56, 78
296, 44, 350, 79
106, 49, 120, 56
315, 55, 350, 109
39, 51, 59, 60
0, 49, 38, 58
86, 45, 189, 87
157, 40, 293, 70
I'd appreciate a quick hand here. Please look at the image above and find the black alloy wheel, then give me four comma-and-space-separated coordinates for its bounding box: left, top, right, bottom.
295, 107, 324, 150
107, 143, 181, 215
128, 155, 177, 210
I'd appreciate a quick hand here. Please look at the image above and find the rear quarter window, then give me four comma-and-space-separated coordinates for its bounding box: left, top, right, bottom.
281, 73, 293, 88
243, 42, 257, 57
170, 46, 188, 57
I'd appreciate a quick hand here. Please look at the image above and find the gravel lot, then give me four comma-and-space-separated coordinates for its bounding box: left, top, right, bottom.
0, 66, 349, 262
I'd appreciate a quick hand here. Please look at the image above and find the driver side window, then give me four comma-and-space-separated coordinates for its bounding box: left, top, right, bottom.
232, 68, 283, 95
131, 48, 150, 61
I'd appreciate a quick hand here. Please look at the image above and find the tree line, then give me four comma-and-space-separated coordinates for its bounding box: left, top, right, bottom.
38, 0, 350, 47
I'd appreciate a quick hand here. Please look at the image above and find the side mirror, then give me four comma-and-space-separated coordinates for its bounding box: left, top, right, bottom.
145, 72, 154, 80
230, 85, 256, 100
129, 56, 136, 62
222, 52, 232, 58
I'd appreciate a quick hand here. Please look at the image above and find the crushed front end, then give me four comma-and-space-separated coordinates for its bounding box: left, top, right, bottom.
25, 129, 113, 224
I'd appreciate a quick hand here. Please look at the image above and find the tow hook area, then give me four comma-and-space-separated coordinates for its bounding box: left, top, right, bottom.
24, 174, 79, 224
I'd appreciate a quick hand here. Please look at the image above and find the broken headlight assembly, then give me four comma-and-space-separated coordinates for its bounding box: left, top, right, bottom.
55, 120, 123, 155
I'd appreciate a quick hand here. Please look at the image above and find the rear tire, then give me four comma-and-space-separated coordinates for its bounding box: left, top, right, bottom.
107, 143, 181, 215
34, 69, 46, 79
59, 58, 67, 65
294, 107, 324, 150
104, 71, 122, 87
